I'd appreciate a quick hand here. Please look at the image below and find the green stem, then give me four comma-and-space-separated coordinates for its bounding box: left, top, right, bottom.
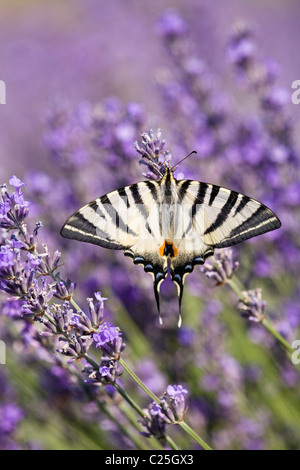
113, 381, 147, 420
262, 318, 294, 354
119, 358, 158, 402
178, 421, 212, 451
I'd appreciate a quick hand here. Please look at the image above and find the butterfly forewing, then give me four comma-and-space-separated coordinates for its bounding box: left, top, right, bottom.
61, 181, 157, 249
178, 180, 281, 248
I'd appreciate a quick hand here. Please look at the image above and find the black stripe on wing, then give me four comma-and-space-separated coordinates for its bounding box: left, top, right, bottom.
179, 183, 209, 238
209, 185, 220, 206
204, 190, 239, 235
233, 195, 251, 216
178, 180, 192, 203
145, 181, 159, 202
103, 195, 138, 237
129, 184, 148, 219
60, 211, 123, 249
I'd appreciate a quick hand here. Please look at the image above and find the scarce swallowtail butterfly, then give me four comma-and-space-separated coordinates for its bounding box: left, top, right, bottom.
61, 150, 281, 326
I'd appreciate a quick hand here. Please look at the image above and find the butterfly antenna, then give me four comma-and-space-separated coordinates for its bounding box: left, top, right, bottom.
171, 150, 197, 171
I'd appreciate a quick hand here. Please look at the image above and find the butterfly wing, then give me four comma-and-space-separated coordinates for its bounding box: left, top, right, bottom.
61, 180, 168, 314
170, 180, 281, 308
180, 181, 281, 247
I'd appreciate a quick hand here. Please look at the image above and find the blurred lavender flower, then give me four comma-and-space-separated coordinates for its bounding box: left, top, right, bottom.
157, 10, 187, 39
140, 401, 167, 441
238, 289, 266, 323
140, 384, 188, 442
227, 22, 257, 71
201, 248, 239, 285
141, 385, 188, 440
0, 404, 24, 435
0, 370, 26, 450
134, 128, 171, 179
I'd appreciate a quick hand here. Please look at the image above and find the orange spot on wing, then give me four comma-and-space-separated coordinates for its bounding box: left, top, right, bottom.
159, 241, 166, 257
158, 241, 178, 258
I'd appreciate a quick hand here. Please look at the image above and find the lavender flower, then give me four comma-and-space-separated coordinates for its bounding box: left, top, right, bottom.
54, 278, 76, 301
163, 384, 188, 422
0, 370, 27, 450
0, 404, 24, 435
238, 289, 266, 323
0, 178, 30, 230
140, 401, 167, 441
134, 129, 171, 178
93, 322, 124, 359
201, 248, 239, 285
87, 292, 107, 327
57, 334, 93, 362
141, 384, 188, 442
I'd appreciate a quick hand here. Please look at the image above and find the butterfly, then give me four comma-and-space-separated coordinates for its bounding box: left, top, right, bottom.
61, 161, 281, 325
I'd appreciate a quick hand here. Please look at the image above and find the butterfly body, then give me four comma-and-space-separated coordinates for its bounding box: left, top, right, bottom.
61, 166, 281, 323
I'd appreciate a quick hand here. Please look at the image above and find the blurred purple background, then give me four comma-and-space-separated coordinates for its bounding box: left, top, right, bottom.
1, 0, 300, 180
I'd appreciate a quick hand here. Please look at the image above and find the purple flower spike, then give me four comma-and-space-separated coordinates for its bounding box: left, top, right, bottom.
93, 322, 121, 348
201, 248, 239, 285
94, 291, 108, 305
166, 384, 188, 398
9, 176, 25, 189
99, 366, 111, 377
238, 288, 267, 323
0, 404, 24, 434
157, 10, 187, 38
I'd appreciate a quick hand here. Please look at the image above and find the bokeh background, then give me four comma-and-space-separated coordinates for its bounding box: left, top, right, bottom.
0, 0, 300, 450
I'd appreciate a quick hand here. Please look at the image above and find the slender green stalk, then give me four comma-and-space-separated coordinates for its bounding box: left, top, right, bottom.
262, 318, 294, 354
178, 421, 212, 451
119, 358, 158, 402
